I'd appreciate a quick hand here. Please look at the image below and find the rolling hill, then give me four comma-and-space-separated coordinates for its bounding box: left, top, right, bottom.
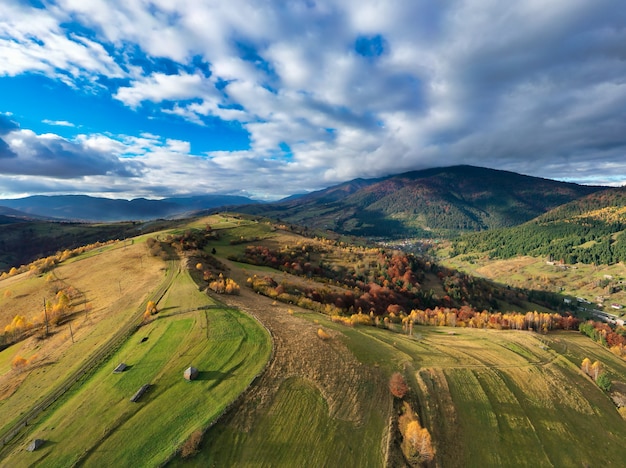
1, 214, 624, 466
451, 186, 626, 265
239, 165, 604, 237
0, 219, 177, 272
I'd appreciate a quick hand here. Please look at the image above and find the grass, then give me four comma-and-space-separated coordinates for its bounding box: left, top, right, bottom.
177, 376, 386, 468
327, 324, 626, 467
0, 266, 271, 467
417, 330, 626, 466
2, 214, 626, 466
0, 241, 166, 433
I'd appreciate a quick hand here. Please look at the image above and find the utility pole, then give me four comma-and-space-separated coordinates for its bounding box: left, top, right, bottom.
43, 297, 49, 336
69, 323, 75, 343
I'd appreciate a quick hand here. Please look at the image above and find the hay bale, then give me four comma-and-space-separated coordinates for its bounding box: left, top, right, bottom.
27, 439, 45, 452
184, 366, 199, 381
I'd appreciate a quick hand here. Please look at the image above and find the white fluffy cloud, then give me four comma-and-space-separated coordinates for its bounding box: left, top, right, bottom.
1, 0, 626, 197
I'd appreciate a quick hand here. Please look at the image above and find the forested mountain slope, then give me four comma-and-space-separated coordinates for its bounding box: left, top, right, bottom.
451, 186, 626, 264
239, 165, 603, 237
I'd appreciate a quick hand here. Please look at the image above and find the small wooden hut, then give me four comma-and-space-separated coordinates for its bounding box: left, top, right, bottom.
113, 363, 127, 373
184, 366, 199, 381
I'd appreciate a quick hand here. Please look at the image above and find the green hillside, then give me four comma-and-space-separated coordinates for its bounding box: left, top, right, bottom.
451, 186, 626, 264
1, 214, 625, 466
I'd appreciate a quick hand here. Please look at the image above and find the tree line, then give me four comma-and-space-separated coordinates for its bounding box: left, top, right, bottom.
452, 218, 626, 265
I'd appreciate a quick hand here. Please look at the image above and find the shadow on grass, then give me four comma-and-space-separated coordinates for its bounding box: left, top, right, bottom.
195, 370, 227, 381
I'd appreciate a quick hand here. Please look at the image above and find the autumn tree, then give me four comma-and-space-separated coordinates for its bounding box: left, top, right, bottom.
581, 357, 592, 376
317, 328, 330, 340
403, 421, 435, 465
591, 360, 603, 381
209, 274, 240, 295
389, 372, 409, 399
146, 300, 157, 315
11, 355, 27, 371
50, 290, 71, 325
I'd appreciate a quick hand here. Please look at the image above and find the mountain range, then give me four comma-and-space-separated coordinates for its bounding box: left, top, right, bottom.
238, 165, 605, 237
0, 194, 257, 222
0, 166, 609, 236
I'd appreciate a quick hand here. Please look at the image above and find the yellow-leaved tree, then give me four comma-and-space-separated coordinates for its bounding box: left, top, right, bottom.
581, 357, 592, 376
403, 421, 435, 465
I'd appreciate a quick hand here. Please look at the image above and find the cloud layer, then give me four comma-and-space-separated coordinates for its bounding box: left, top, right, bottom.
1, 0, 626, 199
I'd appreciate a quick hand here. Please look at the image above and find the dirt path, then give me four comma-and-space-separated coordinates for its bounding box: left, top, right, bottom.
211, 259, 382, 432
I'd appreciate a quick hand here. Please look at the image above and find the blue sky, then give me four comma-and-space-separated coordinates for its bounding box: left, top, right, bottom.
1, 0, 625, 200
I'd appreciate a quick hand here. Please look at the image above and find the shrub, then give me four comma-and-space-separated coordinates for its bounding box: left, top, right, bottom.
11, 355, 27, 371
389, 372, 409, 399
317, 328, 331, 340
596, 372, 612, 392
180, 429, 203, 458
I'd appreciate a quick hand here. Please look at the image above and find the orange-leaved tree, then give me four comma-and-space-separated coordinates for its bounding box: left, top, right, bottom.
11, 355, 27, 371
389, 372, 409, 399
317, 328, 330, 340
146, 300, 157, 315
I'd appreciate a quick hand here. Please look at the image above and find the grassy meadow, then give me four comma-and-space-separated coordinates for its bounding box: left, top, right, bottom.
337, 325, 626, 467
175, 216, 626, 467
182, 376, 386, 468
1, 214, 625, 467
0, 259, 270, 467
0, 240, 166, 433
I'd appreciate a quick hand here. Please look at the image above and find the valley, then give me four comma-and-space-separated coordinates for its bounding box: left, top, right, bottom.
3, 1, 626, 465
0, 212, 624, 466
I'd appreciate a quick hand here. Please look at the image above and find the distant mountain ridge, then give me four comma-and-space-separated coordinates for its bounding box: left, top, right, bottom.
240, 165, 606, 237
0, 194, 258, 222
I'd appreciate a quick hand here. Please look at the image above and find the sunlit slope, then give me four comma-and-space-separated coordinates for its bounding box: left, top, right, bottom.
0, 224, 271, 466
0, 239, 165, 433
339, 326, 626, 467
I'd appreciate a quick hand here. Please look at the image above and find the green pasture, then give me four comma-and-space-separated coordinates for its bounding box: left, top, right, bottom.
177, 376, 386, 468
331, 324, 626, 467
0, 291, 148, 434
1, 269, 270, 467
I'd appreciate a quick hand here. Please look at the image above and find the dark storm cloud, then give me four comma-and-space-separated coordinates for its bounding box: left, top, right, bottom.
0, 119, 144, 179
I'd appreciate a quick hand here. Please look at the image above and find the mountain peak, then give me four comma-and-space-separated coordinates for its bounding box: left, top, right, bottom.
239, 165, 606, 237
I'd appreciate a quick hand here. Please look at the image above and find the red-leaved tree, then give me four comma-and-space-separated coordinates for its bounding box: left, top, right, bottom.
389, 372, 409, 398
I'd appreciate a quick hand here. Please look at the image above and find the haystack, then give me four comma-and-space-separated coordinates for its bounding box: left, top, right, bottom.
184, 366, 199, 381
27, 439, 45, 452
